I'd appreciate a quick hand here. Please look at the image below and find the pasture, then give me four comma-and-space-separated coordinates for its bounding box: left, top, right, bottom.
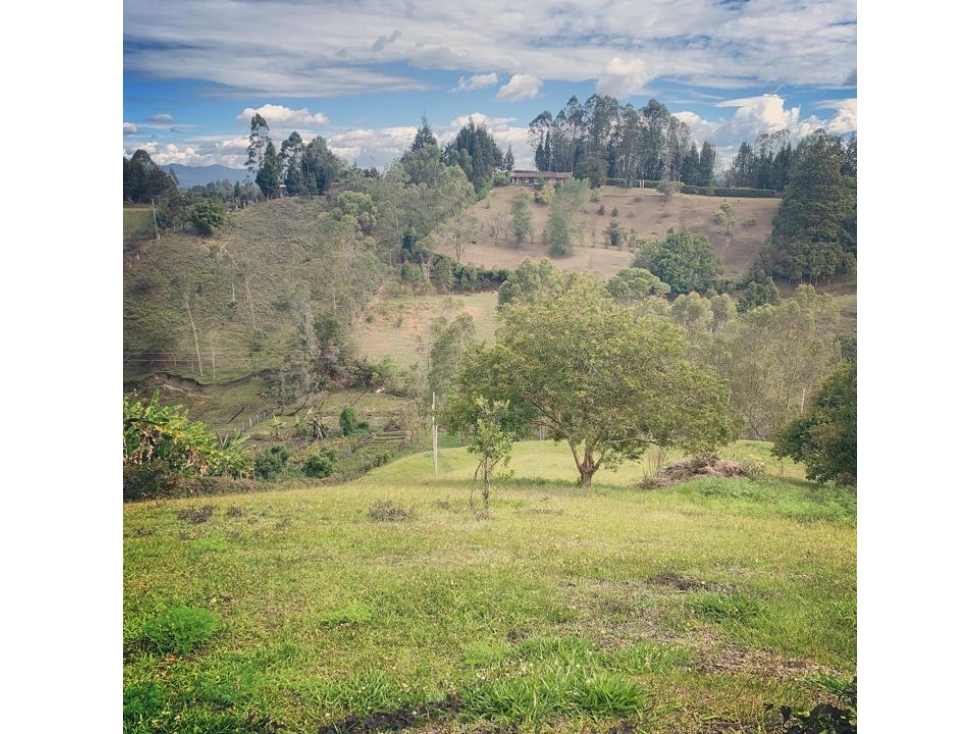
124, 441, 856, 733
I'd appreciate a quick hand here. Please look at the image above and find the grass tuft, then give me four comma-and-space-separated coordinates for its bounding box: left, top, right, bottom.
140, 606, 219, 656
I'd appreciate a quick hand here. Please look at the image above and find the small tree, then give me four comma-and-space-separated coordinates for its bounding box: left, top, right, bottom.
657, 180, 680, 200
467, 397, 515, 507
510, 193, 532, 246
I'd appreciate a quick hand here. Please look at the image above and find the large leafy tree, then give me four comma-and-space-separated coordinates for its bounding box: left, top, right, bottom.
449, 275, 734, 486
632, 229, 722, 294
773, 360, 856, 485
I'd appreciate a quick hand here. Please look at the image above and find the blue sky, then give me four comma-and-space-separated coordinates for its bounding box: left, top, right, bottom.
123, 0, 856, 173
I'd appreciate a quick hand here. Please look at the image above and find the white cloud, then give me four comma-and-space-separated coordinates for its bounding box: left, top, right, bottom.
146, 114, 173, 123
816, 98, 858, 135
596, 57, 652, 98
454, 72, 498, 93
672, 111, 716, 145
236, 104, 329, 126
496, 74, 542, 101
123, 122, 139, 136
714, 95, 801, 141
326, 126, 418, 167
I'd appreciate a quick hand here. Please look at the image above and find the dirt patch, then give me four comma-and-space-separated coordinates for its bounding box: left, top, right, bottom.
176, 505, 216, 524
648, 573, 733, 593
318, 695, 464, 734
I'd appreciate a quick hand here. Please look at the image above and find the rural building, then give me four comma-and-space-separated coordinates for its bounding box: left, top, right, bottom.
509, 170, 574, 186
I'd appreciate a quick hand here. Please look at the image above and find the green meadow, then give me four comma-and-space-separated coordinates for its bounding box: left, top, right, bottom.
124, 440, 855, 733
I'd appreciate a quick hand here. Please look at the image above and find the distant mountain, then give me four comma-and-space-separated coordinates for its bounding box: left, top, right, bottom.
165, 164, 253, 189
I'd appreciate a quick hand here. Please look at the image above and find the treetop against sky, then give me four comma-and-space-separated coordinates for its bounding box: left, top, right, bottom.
123, 0, 856, 172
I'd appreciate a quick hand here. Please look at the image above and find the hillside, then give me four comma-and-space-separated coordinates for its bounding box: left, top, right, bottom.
433, 185, 779, 282
123, 184, 854, 450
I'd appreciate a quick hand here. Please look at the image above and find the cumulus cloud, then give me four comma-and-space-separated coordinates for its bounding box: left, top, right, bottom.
815, 98, 857, 135
596, 57, 652, 98
454, 72, 498, 92
146, 114, 173, 123
496, 74, 542, 101
714, 95, 801, 141
672, 111, 716, 145
372, 30, 401, 52
236, 104, 330, 126
123, 122, 139, 136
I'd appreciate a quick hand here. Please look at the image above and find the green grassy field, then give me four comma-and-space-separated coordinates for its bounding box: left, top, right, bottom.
124, 441, 855, 734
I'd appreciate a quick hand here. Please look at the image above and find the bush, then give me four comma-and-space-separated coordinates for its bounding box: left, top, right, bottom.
303, 448, 339, 478
188, 199, 227, 236
339, 406, 369, 436
254, 445, 290, 480
141, 606, 219, 656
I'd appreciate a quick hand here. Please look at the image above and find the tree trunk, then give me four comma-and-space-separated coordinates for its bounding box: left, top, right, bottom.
575, 446, 599, 487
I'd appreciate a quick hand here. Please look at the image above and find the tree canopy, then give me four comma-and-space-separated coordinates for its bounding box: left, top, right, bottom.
632, 229, 722, 294
773, 360, 856, 485
449, 274, 735, 486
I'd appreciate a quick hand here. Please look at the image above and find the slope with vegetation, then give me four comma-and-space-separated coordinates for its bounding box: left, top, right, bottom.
124, 109, 857, 733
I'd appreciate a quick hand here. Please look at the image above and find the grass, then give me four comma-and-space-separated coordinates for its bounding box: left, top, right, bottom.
124, 440, 855, 733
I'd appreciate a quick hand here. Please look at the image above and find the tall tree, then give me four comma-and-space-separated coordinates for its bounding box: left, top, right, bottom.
280, 131, 306, 195
410, 115, 438, 151
698, 141, 717, 187
124, 150, 179, 204
255, 140, 282, 198
303, 136, 343, 195
765, 131, 857, 281
246, 114, 271, 175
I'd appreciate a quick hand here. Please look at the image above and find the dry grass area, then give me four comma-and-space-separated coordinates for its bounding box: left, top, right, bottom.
355, 292, 500, 368
445, 186, 779, 282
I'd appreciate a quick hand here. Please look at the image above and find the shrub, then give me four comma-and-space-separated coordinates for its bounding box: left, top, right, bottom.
141, 606, 219, 656
302, 448, 339, 478
124, 391, 251, 481
188, 199, 227, 236
254, 445, 290, 480
339, 406, 369, 436
368, 500, 413, 522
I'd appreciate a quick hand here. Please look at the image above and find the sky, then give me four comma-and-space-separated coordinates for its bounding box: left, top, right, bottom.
123, 0, 857, 174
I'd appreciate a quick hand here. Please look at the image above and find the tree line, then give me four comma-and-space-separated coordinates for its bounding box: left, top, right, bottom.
528, 94, 717, 188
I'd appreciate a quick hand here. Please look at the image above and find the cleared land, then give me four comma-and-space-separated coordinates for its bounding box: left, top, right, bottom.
435, 186, 779, 282
124, 441, 856, 734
